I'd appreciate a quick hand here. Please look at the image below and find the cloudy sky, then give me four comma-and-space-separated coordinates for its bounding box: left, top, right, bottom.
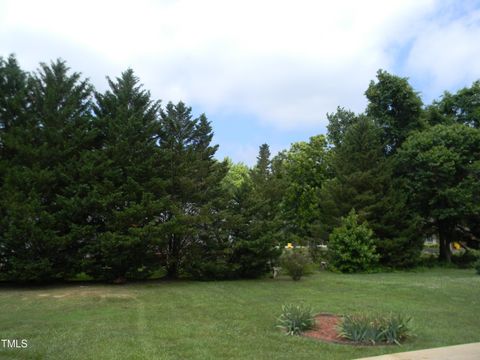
1, 0, 480, 164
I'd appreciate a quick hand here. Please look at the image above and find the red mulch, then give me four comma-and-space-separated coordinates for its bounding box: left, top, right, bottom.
303, 313, 353, 344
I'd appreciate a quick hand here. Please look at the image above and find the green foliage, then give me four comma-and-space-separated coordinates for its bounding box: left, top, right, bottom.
373, 187, 423, 268
0, 57, 94, 281
277, 304, 315, 335
308, 245, 328, 266
221, 158, 250, 196
279, 248, 313, 280
396, 124, 480, 262
323, 115, 422, 268
219, 144, 282, 279
452, 250, 480, 269
338, 313, 412, 345
366, 69, 424, 154
185, 144, 281, 280
326, 106, 357, 147
2, 54, 479, 282
158, 101, 228, 279
321, 115, 385, 233
250, 143, 271, 185
81, 69, 162, 282
428, 80, 480, 128
278, 135, 329, 246
475, 259, 480, 275
418, 253, 439, 268
328, 210, 379, 273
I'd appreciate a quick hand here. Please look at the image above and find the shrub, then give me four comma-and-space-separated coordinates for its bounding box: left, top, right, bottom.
418, 253, 438, 268
475, 259, 480, 275
338, 313, 412, 345
328, 209, 379, 273
277, 304, 315, 335
381, 314, 413, 345
452, 249, 480, 269
308, 244, 328, 267
279, 248, 313, 280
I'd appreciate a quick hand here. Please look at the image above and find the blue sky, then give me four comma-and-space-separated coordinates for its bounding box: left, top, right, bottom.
1, 0, 480, 165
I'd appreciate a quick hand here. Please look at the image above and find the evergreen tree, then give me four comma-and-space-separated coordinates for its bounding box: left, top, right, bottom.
0, 55, 34, 280
157, 101, 227, 278
0, 55, 30, 163
322, 115, 422, 267
328, 209, 379, 273
82, 69, 163, 282
251, 143, 271, 184
227, 144, 281, 278
1, 59, 94, 281
190, 144, 282, 279
321, 116, 386, 232
0, 55, 30, 197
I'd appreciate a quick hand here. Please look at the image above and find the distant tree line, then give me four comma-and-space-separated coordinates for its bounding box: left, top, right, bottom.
0, 55, 479, 282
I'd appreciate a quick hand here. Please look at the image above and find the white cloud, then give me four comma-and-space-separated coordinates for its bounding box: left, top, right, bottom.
405, 6, 480, 99
1, 0, 479, 132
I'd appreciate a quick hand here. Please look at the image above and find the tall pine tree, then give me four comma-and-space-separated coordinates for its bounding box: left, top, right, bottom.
322, 115, 422, 267
82, 69, 163, 282
227, 144, 281, 278
1, 59, 94, 281
157, 101, 227, 278
0, 55, 32, 280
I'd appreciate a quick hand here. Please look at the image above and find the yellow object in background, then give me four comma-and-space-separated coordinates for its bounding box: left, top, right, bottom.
453, 242, 461, 250
286, 243, 294, 249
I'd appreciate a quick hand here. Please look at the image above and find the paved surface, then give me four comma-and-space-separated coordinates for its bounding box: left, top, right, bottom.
356, 342, 480, 360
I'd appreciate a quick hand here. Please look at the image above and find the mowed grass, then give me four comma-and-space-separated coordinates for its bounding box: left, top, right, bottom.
0, 268, 479, 360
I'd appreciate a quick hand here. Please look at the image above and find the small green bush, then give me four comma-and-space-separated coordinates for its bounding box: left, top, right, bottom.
475, 259, 480, 275
328, 209, 379, 273
277, 304, 315, 335
452, 249, 480, 268
338, 313, 412, 345
279, 248, 313, 280
418, 253, 439, 268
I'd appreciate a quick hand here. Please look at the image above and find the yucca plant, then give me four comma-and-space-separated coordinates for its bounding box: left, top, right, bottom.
338, 313, 412, 345
364, 319, 385, 344
337, 314, 369, 342
381, 314, 412, 345
277, 304, 315, 335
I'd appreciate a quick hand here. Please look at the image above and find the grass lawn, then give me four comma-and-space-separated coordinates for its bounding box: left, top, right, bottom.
0, 268, 479, 359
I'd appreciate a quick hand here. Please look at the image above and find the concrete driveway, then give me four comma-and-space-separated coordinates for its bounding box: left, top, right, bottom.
356, 342, 480, 360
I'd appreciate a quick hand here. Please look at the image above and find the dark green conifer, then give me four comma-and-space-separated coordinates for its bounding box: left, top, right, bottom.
82, 69, 163, 282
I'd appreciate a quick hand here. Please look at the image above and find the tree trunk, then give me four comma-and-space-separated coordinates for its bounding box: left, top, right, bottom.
438, 222, 452, 263
166, 261, 178, 279
166, 236, 179, 278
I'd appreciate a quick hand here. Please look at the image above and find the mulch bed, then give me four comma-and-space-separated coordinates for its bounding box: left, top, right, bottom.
302, 313, 355, 344
302, 313, 398, 346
